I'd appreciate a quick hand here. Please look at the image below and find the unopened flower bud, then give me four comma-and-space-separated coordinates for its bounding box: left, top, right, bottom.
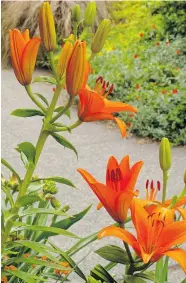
66, 40, 87, 96
159, 137, 172, 172
84, 1, 96, 27
91, 19, 111, 54
39, 2, 56, 52
58, 34, 74, 79
43, 181, 58, 194
51, 197, 61, 209
71, 4, 81, 23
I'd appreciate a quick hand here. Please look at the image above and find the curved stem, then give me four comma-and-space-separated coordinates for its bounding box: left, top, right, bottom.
25, 85, 47, 113
50, 96, 75, 123
51, 119, 82, 132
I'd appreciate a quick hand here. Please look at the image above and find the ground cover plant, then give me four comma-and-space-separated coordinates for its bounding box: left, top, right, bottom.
1, 2, 186, 283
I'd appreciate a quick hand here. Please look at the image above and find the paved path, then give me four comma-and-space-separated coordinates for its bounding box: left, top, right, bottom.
2, 69, 186, 282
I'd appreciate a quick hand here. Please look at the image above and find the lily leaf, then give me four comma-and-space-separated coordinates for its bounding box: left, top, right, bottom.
34, 92, 49, 106
90, 264, 118, 283
11, 108, 44, 117
19, 208, 67, 217
51, 133, 78, 157
1, 158, 21, 184
16, 195, 41, 208
36, 205, 91, 241
16, 142, 36, 164
32, 76, 56, 85
95, 245, 130, 264
32, 176, 76, 188
5, 270, 45, 283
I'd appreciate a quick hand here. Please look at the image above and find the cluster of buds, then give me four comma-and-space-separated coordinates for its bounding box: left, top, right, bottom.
1, 174, 19, 192
43, 180, 58, 195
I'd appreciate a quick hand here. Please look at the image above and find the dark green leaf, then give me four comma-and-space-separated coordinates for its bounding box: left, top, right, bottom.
135, 272, 158, 282
49, 241, 87, 281
51, 133, 78, 157
54, 106, 71, 118
34, 92, 49, 106
95, 245, 130, 264
37, 205, 91, 241
11, 108, 44, 117
16, 195, 41, 208
16, 142, 36, 164
20, 151, 29, 168
5, 270, 45, 283
1, 158, 21, 184
32, 76, 57, 85
90, 264, 118, 283
32, 176, 76, 188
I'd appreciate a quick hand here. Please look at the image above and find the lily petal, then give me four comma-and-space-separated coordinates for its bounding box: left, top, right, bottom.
115, 190, 137, 223
158, 221, 186, 249
176, 208, 186, 220
119, 155, 130, 174
164, 249, 186, 273
21, 38, 41, 85
103, 99, 138, 113
114, 118, 127, 138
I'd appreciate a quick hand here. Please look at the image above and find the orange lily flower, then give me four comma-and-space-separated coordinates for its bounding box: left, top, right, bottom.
78, 155, 143, 223
98, 202, 186, 273
9, 29, 40, 86
134, 179, 186, 222
78, 77, 137, 137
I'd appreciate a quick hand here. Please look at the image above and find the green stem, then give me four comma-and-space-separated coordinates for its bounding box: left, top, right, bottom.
48, 51, 59, 83
50, 96, 75, 123
120, 223, 134, 264
25, 85, 47, 113
46, 84, 63, 121
73, 22, 78, 40
162, 170, 168, 203
50, 119, 82, 132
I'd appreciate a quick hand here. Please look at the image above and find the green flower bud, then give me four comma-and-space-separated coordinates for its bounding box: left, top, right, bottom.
72, 4, 81, 23
61, 205, 70, 212
51, 197, 61, 209
91, 19, 111, 54
159, 137, 172, 172
43, 180, 58, 195
84, 2, 96, 27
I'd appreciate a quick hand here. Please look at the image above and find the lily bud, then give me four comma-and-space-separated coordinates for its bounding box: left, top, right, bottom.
91, 19, 111, 54
58, 34, 74, 79
84, 1, 96, 27
51, 197, 61, 209
43, 181, 58, 194
71, 4, 81, 23
159, 137, 172, 172
39, 2, 56, 52
66, 40, 87, 96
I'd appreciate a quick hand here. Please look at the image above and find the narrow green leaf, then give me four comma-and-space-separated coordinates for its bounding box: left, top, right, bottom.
49, 241, 86, 281
135, 272, 158, 282
32, 176, 76, 188
5, 269, 45, 283
181, 279, 186, 283
95, 245, 130, 264
2, 186, 14, 207
11, 108, 44, 117
16, 195, 41, 208
37, 205, 91, 241
32, 76, 57, 84
34, 93, 49, 106
54, 106, 71, 118
90, 264, 118, 283
1, 158, 21, 184
19, 208, 67, 217
20, 151, 29, 168
13, 223, 78, 239
51, 133, 78, 157
16, 142, 36, 164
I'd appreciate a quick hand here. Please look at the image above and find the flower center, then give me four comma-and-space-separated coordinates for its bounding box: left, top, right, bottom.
145, 179, 161, 201
94, 76, 114, 97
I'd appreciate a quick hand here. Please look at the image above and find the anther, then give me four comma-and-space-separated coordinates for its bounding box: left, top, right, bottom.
157, 181, 161, 190
150, 180, 154, 189
111, 170, 116, 182
109, 84, 114, 94
96, 76, 103, 83
146, 179, 149, 189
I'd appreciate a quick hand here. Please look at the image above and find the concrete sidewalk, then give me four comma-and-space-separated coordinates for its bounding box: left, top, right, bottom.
2, 69, 186, 282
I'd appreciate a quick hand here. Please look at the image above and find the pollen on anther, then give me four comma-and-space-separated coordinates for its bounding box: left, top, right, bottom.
96, 76, 103, 83
157, 181, 161, 190
150, 180, 154, 189
146, 179, 149, 189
